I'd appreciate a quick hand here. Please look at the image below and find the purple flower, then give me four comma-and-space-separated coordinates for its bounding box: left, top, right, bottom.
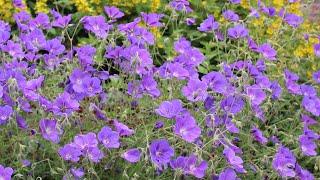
39, 119, 61, 143
51, 10, 72, 29
113, 120, 134, 136
75, 45, 96, 67
83, 77, 102, 97
16, 114, 28, 129
173, 113, 201, 143
223, 10, 239, 22
98, 126, 120, 149
302, 96, 320, 117
53, 92, 80, 116
220, 96, 245, 115
313, 70, 320, 83
0, 164, 14, 180
0, 105, 13, 125
218, 168, 237, 180
0, 20, 11, 44
170, 155, 208, 178
2, 40, 24, 58
314, 44, 320, 57
141, 75, 161, 98
155, 99, 184, 119
229, 0, 240, 4
251, 126, 268, 144
73, 132, 98, 151
69, 69, 91, 93
169, 0, 193, 12
121, 148, 141, 163
71, 167, 85, 178
141, 12, 164, 27
284, 13, 303, 28
299, 127, 318, 156
272, 146, 297, 177
149, 139, 174, 170
227, 25, 249, 39
198, 15, 219, 32
246, 85, 266, 105
128, 27, 155, 45
223, 147, 246, 173
301, 114, 317, 126
182, 78, 208, 102
270, 81, 282, 99
295, 164, 315, 180
258, 43, 277, 60
44, 38, 65, 56
82, 16, 112, 38
185, 18, 196, 25
261, 7, 276, 17
59, 144, 83, 162
202, 72, 232, 95
154, 120, 165, 129
13, 0, 25, 8
104, 6, 124, 21
87, 147, 104, 163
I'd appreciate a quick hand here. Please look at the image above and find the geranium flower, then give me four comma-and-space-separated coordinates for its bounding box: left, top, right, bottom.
39, 119, 62, 143
173, 113, 201, 143
0, 164, 14, 180
149, 139, 174, 170
227, 25, 249, 39
121, 148, 141, 163
98, 126, 120, 149
82, 15, 112, 38
198, 15, 219, 32
272, 146, 297, 177
155, 99, 184, 119
182, 78, 208, 102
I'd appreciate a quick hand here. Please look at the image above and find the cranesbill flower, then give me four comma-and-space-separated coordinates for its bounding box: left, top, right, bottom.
302, 96, 320, 117
44, 38, 65, 56
104, 6, 124, 21
171, 155, 208, 178
174, 37, 191, 54
314, 44, 320, 57
299, 127, 319, 156
258, 43, 277, 60
0, 105, 13, 125
218, 168, 237, 180
141, 75, 161, 98
223, 10, 239, 22
182, 78, 208, 102
113, 120, 134, 136
202, 72, 232, 94
227, 25, 249, 39
75, 45, 96, 67
121, 148, 141, 163
261, 7, 276, 17
313, 70, 320, 83
83, 77, 102, 97
301, 114, 317, 126
0, 164, 14, 179
223, 147, 246, 173
295, 164, 315, 180
246, 85, 266, 105
16, 114, 28, 129
128, 27, 155, 45
82, 16, 112, 38
53, 92, 80, 116
284, 13, 303, 28
71, 167, 85, 178
0, 20, 11, 44
141, 12, 164, 27
185, 18, 196, 25
169, 0, 193, 12
150, 139, 174, 170
29, 13, 51, 30
229, 0, 240, 4
220, 96, 245, 115
87, 147, 104, 163
51, 10, 72, 29
2, 40, 24, 58
73, 132, 98, 151
284, 69, 299, 81
272, 146, 296, 177
39, 119, 62, 143
270, 81, 282, 100
251, 126, 268, 144
98, 126, 120, 149
300, 85, 317, 97
173, 113, 201, 143
155, 99, 184, 119
198, 15, 219, 32
59, 144, 83, 162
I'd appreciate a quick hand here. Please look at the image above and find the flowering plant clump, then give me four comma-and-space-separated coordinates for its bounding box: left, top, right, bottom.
0, 0, 319, 179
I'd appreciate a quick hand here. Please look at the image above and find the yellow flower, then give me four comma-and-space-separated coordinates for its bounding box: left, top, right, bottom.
288, 2, 302, 16
151, 0, 161, 12
273, 0, 284, 9
240, 0, 250, 9
35, 0, 49, 14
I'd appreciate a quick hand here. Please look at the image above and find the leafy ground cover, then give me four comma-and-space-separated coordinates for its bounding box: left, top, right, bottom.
0, 0, 319, 179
